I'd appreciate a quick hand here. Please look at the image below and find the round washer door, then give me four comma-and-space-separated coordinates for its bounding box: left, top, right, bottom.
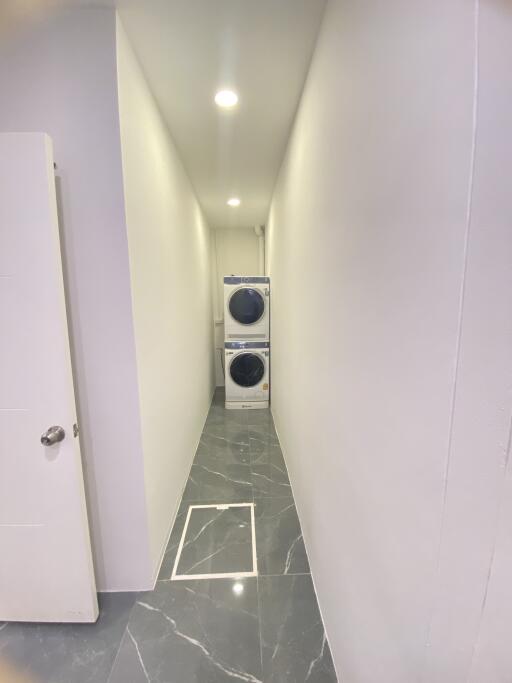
229, 287, 265, 325
230, 352, 265, 388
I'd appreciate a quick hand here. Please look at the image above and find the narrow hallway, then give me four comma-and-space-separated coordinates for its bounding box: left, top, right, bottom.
0, 390, 337, 683
109, 388, 337, 682
3, 1, 511, 679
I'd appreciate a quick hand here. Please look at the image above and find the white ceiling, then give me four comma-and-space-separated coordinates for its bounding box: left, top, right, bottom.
113, 0, 327, 229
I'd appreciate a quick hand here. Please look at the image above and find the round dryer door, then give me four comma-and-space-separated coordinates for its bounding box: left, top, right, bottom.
229, 287, 265, 325
230, 353, 265, 388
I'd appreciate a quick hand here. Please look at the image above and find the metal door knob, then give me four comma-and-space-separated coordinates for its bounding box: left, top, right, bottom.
41, 425, 65, 446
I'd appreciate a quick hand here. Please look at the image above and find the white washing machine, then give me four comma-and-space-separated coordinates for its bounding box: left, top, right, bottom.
224, 341, 270, 409
224, 276, 270, 340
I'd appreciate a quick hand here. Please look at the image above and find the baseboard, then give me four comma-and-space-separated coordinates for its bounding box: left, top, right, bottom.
148, 474, 189, 591
149, 385, 217, 590
270, 406, 342, 683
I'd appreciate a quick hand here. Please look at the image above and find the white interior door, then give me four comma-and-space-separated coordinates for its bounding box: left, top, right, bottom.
0, 133, 98, 622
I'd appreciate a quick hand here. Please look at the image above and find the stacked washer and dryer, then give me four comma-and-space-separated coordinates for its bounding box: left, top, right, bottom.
223, 276, 270, 409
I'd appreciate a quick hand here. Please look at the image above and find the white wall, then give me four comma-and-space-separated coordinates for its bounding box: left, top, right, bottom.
213, 227, 261, 315
0, 8, 216, 591
116, 17, 215, 577
0, 8, 151, 591
212, 227, 261, 385
266, 1, 512, 681
428, 4, 512, 680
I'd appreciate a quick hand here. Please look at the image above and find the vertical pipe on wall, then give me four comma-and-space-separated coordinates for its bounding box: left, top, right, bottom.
211, 228, 221, 321
211, 228, 225, 386
254, 225, 265, 275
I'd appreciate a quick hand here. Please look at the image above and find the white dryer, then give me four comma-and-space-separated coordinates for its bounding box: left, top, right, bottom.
224, 276, 270, 341
224, 341, 270, 409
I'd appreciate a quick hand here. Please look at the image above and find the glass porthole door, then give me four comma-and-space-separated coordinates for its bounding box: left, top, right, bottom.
230, 353, 265, 387
228, 287, 265, 325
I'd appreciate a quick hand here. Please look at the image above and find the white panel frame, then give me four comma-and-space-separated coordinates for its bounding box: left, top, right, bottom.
171, 503, 257, 581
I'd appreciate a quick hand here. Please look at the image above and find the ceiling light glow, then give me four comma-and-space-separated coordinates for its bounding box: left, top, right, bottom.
232, 582, 244, 596
227, 197, 241, 207
215, 90, 239, 108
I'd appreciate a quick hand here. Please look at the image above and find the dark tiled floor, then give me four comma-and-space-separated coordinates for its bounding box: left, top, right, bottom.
0, 593, 136, 683
173, 504, 254, 577
0, 389, 337, 683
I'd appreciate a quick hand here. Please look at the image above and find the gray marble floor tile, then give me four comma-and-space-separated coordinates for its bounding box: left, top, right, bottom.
200, 427, 251, 461
246, 409, 273, 426
211, 388, 226, 406
108, 579, 262, 683
254, 498, 309, 576
174, 505, 254, 577
185, 463, 253, 502
252, 464, 291, 498
0, 593, 136, 683
158, 498, 193, 581
248, 432, 280, 463
259, 575, 337, 683
207, 405, 249, 426
182, 466, 202, 501
196, 442, 251, 466
249, 434, 280, 457
250, 442, 287, 471
247, 420, 279, 445
195, 439, 210, 458
203, 418, 249, 440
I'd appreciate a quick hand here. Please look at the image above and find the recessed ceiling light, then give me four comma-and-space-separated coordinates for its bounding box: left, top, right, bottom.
227, 197, 241, 207
215, 90, 239, 108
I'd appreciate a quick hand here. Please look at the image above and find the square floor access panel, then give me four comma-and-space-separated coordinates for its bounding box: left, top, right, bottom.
171, 503, 257, 581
